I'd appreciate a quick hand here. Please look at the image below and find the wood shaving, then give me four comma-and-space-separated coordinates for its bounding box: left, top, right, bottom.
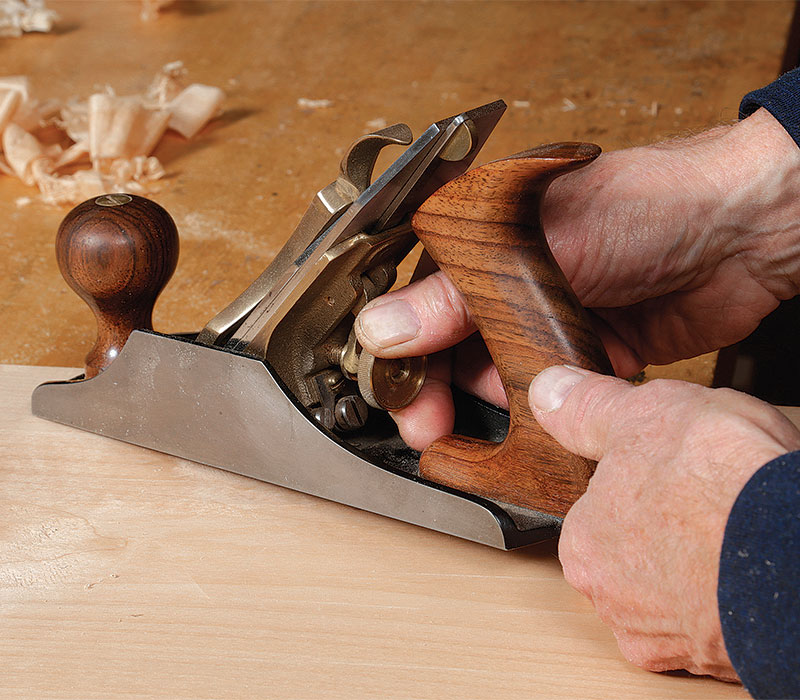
88, 93, 171, 167
0, 63, 224, 205
167, 84, 225, 138
140, 0, 175, 22
0, 0, 56, 37
0, 76, 29, 101
297, 98, 333, 110
0, 89, 22, 134
146, 61, 187, 107
2, 122, 51, 185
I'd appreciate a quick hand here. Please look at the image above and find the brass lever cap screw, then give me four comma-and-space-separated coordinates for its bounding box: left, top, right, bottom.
357, 351, 427, 411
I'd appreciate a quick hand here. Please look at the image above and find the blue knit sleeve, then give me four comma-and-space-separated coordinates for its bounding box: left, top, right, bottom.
718, 451, 800, 698
740, 68, 800, 147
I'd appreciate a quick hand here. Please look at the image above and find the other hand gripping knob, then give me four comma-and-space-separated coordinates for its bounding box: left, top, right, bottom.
56, 193, 179, 379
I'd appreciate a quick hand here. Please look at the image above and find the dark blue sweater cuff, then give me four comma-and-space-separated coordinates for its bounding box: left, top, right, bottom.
740, 67, 800, 147
718, 451, 800, 698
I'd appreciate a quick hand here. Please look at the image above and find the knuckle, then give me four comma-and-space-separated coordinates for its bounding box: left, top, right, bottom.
594, 377, 700, 445
423, 271, 473, 335
687, 386, 792, 442
614, 633, 677, 672
558, 506, 593, 597
713, 387, 800, 443
635, 377, 702, 407
616, 637, 651, 669
560, 556, 590, 597
565, 377, 630, 456
570, 377, 613, 418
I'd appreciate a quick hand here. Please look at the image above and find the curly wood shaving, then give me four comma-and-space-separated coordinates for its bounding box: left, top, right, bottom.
35, 168, 105, 205
0, 153, 14, 176
88, 93, 171, 167
0, 0, 56, 37
0, 76, 29, 101
52, 140, 89, 169
0, 63, 224, 205
168, 84, 225, 139
146, 61, 187, 107
0, 90, 22, 134
36, 157, 166, 205
11, 96, 59, 132
2, 123, 51, 185
58, 97, 88, 143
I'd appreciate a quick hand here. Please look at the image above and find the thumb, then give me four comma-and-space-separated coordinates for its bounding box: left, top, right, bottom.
355, 271, 475, 359
528, 365, 638, 461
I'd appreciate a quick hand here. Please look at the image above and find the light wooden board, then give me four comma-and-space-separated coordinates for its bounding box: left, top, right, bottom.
0, 364, 749, 699
0, 0, 795, 388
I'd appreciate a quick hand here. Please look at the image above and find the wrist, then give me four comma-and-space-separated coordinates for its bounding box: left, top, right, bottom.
699, 108, 800, 300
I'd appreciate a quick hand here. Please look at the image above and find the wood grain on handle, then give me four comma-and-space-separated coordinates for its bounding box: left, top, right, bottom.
412, 143, 612, 518
56, 194, 179, 379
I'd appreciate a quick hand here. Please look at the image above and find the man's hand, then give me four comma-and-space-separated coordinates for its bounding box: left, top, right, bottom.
350, 107, 800, 679
355, 108, 800, 450
528, 366, 800, 678
539, 108, 800, 373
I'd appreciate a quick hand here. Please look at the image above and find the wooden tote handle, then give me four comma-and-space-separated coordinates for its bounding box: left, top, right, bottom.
56, 194, 179, 379
411, 143, 613, 518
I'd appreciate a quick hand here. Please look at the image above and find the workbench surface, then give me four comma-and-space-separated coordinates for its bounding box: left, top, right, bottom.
1, 3, 796, 697
0, 0, 793, 381
1, 364, 749, 699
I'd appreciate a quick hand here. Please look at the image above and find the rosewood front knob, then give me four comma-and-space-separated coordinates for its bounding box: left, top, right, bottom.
56, 193, 179, 378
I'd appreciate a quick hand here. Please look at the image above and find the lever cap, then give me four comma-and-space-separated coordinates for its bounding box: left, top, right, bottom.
56, 193, 179, 378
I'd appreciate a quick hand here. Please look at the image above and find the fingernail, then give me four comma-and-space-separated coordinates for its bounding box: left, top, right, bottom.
529, 365, 586, 413
357, 299, 421, 348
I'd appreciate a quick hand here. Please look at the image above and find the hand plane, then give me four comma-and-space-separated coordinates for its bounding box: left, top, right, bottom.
32, 100, 611, 549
